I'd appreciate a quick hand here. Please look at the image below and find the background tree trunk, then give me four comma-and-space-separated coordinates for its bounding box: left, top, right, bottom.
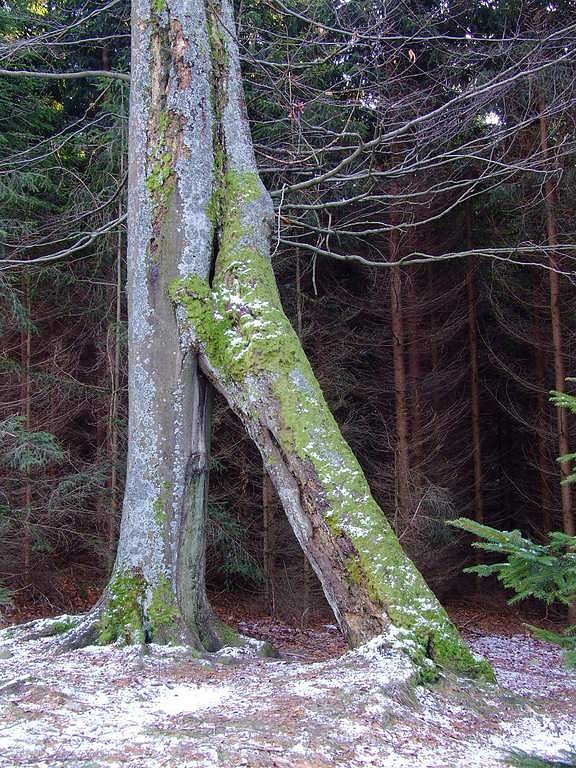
539, 107, 573, 538
466, 206, 484, 527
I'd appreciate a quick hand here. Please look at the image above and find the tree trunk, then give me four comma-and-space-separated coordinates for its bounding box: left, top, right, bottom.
62, 0, 490, 678
106, 120, 126, 571
168, 0, 490, 679
390, 250, 411, 516
465, 207, 483, 526
61, 0, 231, 650
407, 271, 422, 465
539, 108, 573, 538
262, 471, 276, 614
20, 272, 32, 586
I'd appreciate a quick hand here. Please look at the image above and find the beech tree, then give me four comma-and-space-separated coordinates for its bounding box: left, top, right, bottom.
38, 0, 492, 680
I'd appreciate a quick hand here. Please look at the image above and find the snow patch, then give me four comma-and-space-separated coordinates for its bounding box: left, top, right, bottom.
156, 684, 231, 715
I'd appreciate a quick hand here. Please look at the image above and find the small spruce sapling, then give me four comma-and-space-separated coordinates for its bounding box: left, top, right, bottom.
450, 384, 576, 669
448, 517, 576, 669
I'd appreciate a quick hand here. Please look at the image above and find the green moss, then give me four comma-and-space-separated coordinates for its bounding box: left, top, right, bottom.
258, 641, 280, 658
205, 187, 224, 232
152, 497, 164, 525
207, 7, 228, 117
146, 109, 175, 212
215, 622, 245, 648
98, 568, 146, 646
151, 0, 166, 13
48, 618, 77, 636
170, 169, 492, 681
148, 575, 179, 638
146, 151, 174, 200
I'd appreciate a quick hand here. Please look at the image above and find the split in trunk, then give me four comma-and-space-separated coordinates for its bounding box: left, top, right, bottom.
49, 0, 492, 680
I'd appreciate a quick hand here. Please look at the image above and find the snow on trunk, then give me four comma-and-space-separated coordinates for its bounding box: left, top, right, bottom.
168, 0, 493, 680
60, 0, 234, 650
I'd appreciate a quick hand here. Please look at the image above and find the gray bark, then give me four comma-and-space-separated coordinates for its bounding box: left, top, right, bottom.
62, 0, 227, 649
168, 0, 493, 679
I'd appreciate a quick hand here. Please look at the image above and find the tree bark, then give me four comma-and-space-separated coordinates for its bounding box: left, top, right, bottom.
61, 0, 231, 650
465, 207, 483, 526
539, 108, 573, 538
390, 240, 411, 516
20, 272, 32, 586
262, 471, 276, 614
168, 0, 491, 679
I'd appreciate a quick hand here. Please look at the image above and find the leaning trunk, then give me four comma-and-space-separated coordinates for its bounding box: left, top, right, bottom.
169, 0, 491, 680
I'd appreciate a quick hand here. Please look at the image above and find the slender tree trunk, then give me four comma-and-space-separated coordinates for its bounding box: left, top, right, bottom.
539, 109, 573, 538
262, 472, 276, 614
465, 206, 483, 526
390, 243, 410, 516
20, 273, 32, 585
536, 359, 552, 532
406, 271, 422, 465
107, 222, 123, 570
533, 272, 552, 532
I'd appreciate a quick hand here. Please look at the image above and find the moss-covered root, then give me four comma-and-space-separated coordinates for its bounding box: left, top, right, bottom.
0, 614, 80, 643
170, 169, 494, 683
96, 568, 147, 646
95, 569, 188, 646
88, 569, 239, 651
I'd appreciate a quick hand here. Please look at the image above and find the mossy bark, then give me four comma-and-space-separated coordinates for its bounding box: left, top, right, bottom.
56, 0, 232, 652
170, 174, 492, 678
166, 0, 493, 681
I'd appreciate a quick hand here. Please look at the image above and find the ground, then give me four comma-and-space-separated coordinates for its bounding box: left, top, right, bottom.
0, 600, 574, 768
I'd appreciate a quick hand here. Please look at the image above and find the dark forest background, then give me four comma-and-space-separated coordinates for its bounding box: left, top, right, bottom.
1, 0, 575, 622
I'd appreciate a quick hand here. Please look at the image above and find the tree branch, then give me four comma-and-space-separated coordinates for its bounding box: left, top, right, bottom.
0, 68, 130, 82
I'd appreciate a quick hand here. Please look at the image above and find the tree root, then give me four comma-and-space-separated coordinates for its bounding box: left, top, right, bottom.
0, 600, 106, 652
53, 605, 105, 651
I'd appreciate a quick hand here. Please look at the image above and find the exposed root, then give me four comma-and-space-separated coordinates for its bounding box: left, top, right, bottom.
53, 605, 105, 651
0, 614, 81, 643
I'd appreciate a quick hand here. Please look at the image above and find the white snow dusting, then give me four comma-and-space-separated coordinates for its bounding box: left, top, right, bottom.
0, 618, 574, 767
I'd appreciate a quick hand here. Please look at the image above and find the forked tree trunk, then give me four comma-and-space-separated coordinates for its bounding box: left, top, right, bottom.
168, 0, 490, 679
64, 0, 490, 678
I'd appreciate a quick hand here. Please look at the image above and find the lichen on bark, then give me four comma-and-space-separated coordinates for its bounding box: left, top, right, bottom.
169, 165, 493, 680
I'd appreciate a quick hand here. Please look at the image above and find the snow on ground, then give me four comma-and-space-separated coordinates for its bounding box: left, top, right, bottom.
0, 618, 574, 768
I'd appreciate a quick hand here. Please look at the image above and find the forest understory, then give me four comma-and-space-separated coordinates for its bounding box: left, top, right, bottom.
2, 0, 576, 765
1, 594, 575, 768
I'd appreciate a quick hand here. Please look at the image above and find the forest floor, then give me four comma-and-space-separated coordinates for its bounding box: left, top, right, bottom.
0, 598, 574, 768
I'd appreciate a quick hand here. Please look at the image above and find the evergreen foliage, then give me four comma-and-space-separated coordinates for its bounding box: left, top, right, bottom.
207, 501, 265, 588
504, 747, 576, 767
550, 387, 576, 486
0, 415, 66, 471
450, 518, 576, 668
449, 518, 576, 606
